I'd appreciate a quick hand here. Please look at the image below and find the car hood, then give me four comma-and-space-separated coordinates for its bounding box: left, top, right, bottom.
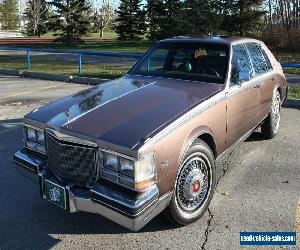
25, 75, 223, 151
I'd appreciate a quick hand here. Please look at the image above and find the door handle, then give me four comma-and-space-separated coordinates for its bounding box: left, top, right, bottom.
254, 84, 261, 88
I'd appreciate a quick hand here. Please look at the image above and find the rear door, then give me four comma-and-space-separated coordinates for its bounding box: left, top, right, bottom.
226, 43, 259, 147
245, 43, 275, 121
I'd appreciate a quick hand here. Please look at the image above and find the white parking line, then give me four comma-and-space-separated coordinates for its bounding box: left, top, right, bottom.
0, 83, 62, 101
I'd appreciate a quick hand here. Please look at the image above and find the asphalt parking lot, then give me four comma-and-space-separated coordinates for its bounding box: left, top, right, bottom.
0, 75, 299, 249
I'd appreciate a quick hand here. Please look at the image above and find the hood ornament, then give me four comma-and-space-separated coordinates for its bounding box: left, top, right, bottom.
65, 110, 71, 122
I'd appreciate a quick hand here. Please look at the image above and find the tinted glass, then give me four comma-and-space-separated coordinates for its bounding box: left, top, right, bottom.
139, 48, 169, 72
246, 43, 269, 75
129, 42, 229, 84
259, 46, 273, 71
230, 44, 253, 85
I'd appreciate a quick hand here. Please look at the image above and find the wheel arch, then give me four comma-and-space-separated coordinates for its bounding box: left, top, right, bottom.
179, 126, 217, 168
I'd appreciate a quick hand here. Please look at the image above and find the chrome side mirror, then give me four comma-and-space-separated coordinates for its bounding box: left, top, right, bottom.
239, 70, 250, 82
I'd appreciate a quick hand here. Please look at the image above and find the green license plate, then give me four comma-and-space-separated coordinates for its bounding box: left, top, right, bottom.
44, 179, 67, 210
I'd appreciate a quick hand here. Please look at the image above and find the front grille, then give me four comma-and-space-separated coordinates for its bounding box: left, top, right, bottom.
46, 133, 98, 186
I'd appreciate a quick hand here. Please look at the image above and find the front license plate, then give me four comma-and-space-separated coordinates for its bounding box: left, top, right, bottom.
44, 179, 67, 210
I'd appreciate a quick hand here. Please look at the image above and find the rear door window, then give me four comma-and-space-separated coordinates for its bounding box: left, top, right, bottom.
246, 43, 269, 75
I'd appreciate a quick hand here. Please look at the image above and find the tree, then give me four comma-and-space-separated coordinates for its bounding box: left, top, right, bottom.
25, 0, 48, 36
93, 0, 116, 37
220, 0, 265, 36
0, 0, 19, 30
49, 0, 91, 44
147, 0, 166, 40
160, 0, 183, 38
115, 0, 146, 40
183, 0, 221, 36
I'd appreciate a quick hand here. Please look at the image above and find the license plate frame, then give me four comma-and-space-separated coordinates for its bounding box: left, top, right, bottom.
44, 179, 67, 210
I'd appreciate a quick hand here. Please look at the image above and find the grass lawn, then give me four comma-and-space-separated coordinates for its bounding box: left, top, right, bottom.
288, 86, 300, 99
4, 36, 300, 60
272, 50, 300, 62
0, 56, 129, 80
283, 68, 300, 74
23, 40, 153, 53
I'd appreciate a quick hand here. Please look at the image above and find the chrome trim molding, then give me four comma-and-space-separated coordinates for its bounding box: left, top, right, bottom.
14, 150, 42, 169
13, 150, 172, 231
216, 114, 267, 162
227, 70, 276, 97
46, 129, 98, 148
70, 191, 171, 231
91, 185, 159, 214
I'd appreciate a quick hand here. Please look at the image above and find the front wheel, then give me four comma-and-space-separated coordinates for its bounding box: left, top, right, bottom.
261, 90, 281, 139
165, 139, 216, 226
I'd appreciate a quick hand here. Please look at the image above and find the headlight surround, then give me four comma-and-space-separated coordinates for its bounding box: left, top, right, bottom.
24, 125, 46, 155
100, 151, 156, 191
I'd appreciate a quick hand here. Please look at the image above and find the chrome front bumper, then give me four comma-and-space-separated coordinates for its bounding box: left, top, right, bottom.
13, 150, 172, 231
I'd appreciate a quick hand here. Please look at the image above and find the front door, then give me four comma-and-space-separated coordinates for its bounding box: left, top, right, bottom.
226, 43, 260, 147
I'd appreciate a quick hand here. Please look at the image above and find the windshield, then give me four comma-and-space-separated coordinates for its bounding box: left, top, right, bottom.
129, 42, 229, 84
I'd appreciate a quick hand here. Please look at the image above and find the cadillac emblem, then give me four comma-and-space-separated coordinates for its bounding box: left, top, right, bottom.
49, 187, 61, 202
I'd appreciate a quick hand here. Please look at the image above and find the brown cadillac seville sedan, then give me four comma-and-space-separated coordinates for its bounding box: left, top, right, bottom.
14, 36, 287, 231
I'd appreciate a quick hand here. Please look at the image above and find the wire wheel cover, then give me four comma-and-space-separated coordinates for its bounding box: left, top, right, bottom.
176, 153, 210, 212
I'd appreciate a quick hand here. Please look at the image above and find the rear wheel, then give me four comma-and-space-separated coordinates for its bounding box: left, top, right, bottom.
261, 90, 281, 139
165, 139, 216, 226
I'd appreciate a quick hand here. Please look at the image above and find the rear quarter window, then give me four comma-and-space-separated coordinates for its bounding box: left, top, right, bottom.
246, 43, 270, 75
259, 46, 273, 71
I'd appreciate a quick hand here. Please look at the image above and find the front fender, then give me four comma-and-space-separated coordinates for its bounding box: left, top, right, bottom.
178, 125, 216, 167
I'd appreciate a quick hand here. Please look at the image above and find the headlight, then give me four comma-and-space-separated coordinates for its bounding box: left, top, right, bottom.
24, 125, 46, 155
120, 158, 134, 177
103, 152, 118, 171
100, 151, 156, 191
36, 130, 45, 145
27, 127, 36, 141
